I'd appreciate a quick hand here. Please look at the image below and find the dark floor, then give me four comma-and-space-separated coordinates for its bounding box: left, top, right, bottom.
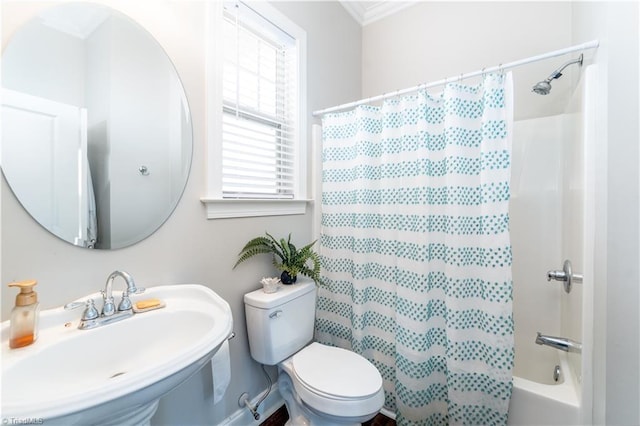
363, 412, 396, 426
260, 405, 288, 426
260, 404, 396, 426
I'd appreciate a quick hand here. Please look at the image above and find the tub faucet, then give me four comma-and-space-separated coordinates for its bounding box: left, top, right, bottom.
102, 270, 145, 316
536, 332, 582, 353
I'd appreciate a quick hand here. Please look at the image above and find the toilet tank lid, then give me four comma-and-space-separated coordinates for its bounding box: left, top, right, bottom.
244, 279, 315, 309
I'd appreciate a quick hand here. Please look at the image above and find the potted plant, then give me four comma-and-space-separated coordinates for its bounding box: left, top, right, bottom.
233, 232, 321, 285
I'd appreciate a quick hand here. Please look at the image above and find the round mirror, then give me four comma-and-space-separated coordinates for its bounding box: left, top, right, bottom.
1, 3, 193, 250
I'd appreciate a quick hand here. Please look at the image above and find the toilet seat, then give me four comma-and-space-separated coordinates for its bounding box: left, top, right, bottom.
293, 342, 382, 398
283, 342, 385, 418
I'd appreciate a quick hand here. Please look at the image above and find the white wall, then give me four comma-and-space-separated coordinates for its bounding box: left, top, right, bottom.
0, 1, 361, 424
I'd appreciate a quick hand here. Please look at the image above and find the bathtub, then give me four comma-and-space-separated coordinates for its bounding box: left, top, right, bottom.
508, 345, 581, 425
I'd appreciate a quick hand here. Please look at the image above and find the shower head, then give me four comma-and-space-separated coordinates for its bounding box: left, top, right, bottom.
532, 80, 553, 95
532, 54, 584, 95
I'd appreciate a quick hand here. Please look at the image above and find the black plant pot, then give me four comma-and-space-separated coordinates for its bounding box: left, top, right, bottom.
280, 271, 297, 285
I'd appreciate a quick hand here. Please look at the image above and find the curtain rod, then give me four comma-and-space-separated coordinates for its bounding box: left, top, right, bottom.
312, 39, 599, 117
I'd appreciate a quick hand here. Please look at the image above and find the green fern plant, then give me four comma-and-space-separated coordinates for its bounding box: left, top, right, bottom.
233, 232, 320, 284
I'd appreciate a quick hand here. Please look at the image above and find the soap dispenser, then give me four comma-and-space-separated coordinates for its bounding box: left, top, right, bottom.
8, 279, 40, 349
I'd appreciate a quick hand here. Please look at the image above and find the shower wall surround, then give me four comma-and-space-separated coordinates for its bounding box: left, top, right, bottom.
1, 1, 361, 424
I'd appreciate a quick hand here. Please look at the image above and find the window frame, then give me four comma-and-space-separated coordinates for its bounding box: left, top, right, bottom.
202, 0, 308, 219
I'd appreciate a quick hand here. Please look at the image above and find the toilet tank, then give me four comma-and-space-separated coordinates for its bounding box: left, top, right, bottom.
244, 279, 316, 365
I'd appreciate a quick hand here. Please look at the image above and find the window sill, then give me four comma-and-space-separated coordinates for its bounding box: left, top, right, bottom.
200, 198, 311, 219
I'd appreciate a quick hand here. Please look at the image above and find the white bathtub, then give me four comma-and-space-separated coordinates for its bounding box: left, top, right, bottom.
508, 346, 580, 425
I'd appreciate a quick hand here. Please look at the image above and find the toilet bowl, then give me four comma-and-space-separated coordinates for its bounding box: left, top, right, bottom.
244, 280, 384, 425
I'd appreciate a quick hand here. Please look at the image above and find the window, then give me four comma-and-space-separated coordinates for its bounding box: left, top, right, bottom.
203, 1, 308, 218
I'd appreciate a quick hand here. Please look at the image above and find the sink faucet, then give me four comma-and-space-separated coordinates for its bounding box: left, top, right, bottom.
102, 270, 145, 316
65, 271, 145, 330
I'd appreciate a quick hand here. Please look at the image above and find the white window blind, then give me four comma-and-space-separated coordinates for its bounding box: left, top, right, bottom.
222, 2, 298, 199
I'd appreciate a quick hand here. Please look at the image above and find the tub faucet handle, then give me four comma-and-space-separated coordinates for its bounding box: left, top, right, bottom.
547, 270, 567, 281
547, 259, 582, 293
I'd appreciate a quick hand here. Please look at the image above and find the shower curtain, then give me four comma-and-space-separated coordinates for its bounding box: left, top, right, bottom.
316, 73, 514, 425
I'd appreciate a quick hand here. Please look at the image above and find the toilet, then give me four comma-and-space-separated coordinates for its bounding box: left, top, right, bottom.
244, 280, 385, 425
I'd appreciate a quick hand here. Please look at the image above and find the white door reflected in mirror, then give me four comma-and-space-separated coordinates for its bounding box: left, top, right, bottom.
3, 89, 94, 247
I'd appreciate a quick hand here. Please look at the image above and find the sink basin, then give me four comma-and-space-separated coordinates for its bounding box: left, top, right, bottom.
1, 284, 233, 425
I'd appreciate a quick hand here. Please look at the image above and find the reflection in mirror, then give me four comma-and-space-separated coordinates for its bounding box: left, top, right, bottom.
1, 3, 193, 250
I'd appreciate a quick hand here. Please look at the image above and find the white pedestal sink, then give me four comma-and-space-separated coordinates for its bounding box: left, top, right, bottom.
1, 284, 233, 425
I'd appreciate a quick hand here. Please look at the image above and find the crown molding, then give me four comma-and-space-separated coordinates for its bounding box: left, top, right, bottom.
339, 1, 416, 26
339, 1, 368, 25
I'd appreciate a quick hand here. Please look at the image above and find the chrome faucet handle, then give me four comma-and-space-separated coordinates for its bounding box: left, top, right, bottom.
82, 299, 100, 320
547, 259, 583, 293
118, 290, 133, 312
64, 299, 99, 321
547, 270, 567, 281
101, 290, 116, 317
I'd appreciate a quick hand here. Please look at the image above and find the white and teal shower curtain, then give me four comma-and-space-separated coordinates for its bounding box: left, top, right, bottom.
316, 73, 514, 425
